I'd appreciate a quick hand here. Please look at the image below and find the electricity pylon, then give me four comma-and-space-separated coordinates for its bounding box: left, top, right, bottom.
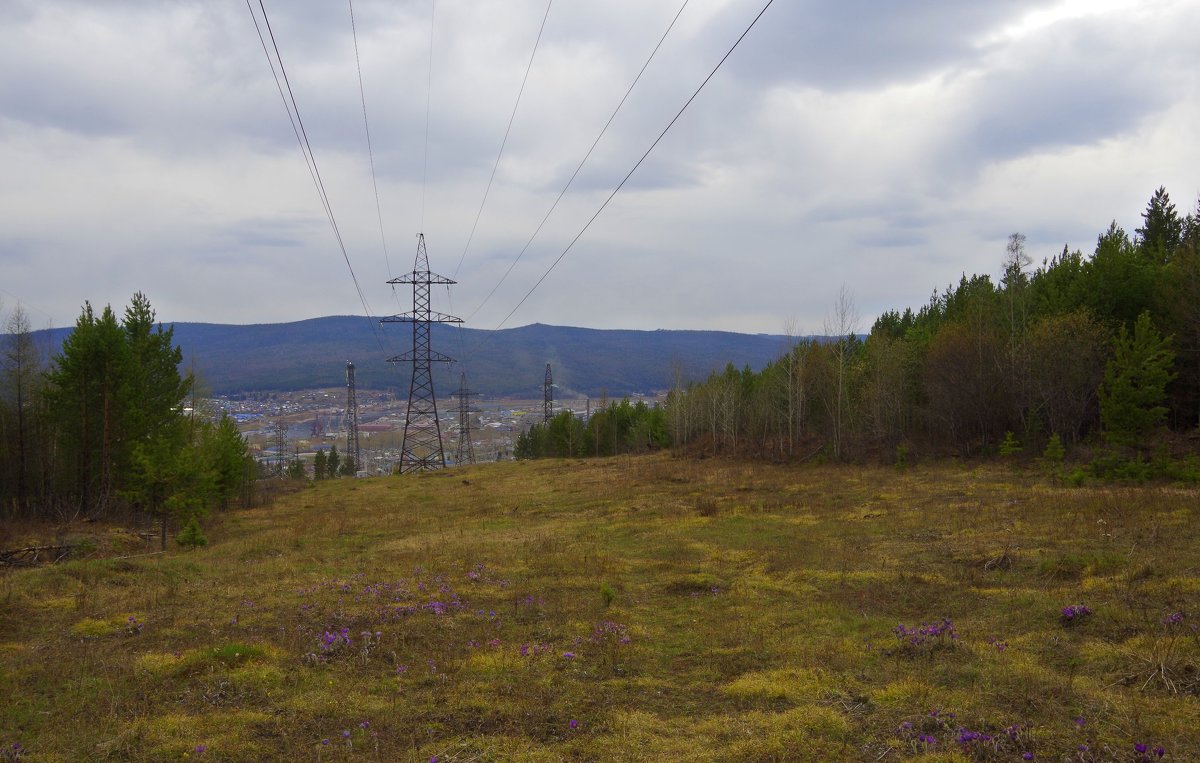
544, 363, 553, 423
345, 360, 361, 474
382, 234, 461, 473
450, 371, 481, 466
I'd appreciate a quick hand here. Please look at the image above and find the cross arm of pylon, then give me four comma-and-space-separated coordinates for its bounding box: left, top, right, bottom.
387, 272, 456, 285
380, 311, 463, 324
387, 350, 456, 363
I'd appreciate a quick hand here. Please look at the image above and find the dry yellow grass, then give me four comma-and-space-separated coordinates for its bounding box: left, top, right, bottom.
1, 455, 1198, 761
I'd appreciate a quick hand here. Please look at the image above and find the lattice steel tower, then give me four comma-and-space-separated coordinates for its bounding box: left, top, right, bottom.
544, 363, 554, 423
271, 419, 288, 476
450, 371, 481, 466
345, 360, 361, 473
382, 234, 461, 473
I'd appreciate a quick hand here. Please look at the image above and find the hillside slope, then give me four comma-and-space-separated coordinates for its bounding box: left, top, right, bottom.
3, 456, 1197, 760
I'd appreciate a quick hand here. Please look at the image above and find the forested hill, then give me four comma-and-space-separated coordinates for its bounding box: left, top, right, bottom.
28, 319, 791, 397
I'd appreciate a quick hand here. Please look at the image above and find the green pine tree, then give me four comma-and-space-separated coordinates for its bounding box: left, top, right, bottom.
176, 515, 208, 549
999, 431, 1022, 457
286, 457, 307, 481
1100, 312, 1176, 449
201, 414, 250, 509
46, 303, 134, 515
326, 446, 340, 478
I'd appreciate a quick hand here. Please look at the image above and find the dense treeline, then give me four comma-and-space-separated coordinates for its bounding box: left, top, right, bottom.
670, 188, 1200, 467
515, 399, 669, 458
0, 293, 255, 534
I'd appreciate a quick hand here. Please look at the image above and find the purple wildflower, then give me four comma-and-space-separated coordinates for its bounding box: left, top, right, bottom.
1061, 604, 1092, 621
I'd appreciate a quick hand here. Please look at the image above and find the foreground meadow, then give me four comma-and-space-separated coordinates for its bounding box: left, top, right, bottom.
2, 455, 1199, 761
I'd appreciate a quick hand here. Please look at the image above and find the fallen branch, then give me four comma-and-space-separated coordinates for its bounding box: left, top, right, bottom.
0, 544, 78, 567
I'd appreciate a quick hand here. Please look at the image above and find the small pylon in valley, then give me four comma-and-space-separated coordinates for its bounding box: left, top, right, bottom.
450, 371, 481, 466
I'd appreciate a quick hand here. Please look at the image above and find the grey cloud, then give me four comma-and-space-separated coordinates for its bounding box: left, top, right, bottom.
853, 230, 929, 249
712, 0, 1045, 91
946, 22, 1173, 168
220, 217, 318, 249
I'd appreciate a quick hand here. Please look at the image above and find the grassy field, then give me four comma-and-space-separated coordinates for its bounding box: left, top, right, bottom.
2, 455, 1199, 761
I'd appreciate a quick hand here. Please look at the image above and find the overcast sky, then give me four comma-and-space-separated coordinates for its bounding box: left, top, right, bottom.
2, 0, 1198, 337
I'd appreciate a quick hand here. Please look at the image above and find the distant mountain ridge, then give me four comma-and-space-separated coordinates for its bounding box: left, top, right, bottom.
27, 317, 794, 397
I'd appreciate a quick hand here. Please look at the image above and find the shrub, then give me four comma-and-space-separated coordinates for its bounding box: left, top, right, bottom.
176, 516, 208, 549
600, 582, 616, 608
999, 431, 1022, 457
1042, 434, 1065, 467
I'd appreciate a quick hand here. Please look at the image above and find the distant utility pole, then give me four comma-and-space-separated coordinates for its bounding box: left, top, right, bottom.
345, 360, 361, 473
450, 371, 481, 466
544, 363, 554, 423
382, 234, 461, 473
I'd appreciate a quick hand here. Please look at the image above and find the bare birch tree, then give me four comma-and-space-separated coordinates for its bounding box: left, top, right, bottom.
824, 285, 859, 459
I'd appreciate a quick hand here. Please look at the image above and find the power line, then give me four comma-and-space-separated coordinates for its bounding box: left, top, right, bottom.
0, 289, 57, 326
246, 0, 385, 350
451, 0, 554, 279
348, 0, 393, 279
489, 0, 776, 337
463, 0, 691, 325
421, 0, 436, 232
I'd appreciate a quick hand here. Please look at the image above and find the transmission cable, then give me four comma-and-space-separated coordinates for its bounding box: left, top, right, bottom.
348, 0, 393, 280
421, 0, 436, 233
487, 0, 776, 339
449, 0, 552, 379
451, 0, 554, 279
463, 0, 691, 324
246, 0, 386, 351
